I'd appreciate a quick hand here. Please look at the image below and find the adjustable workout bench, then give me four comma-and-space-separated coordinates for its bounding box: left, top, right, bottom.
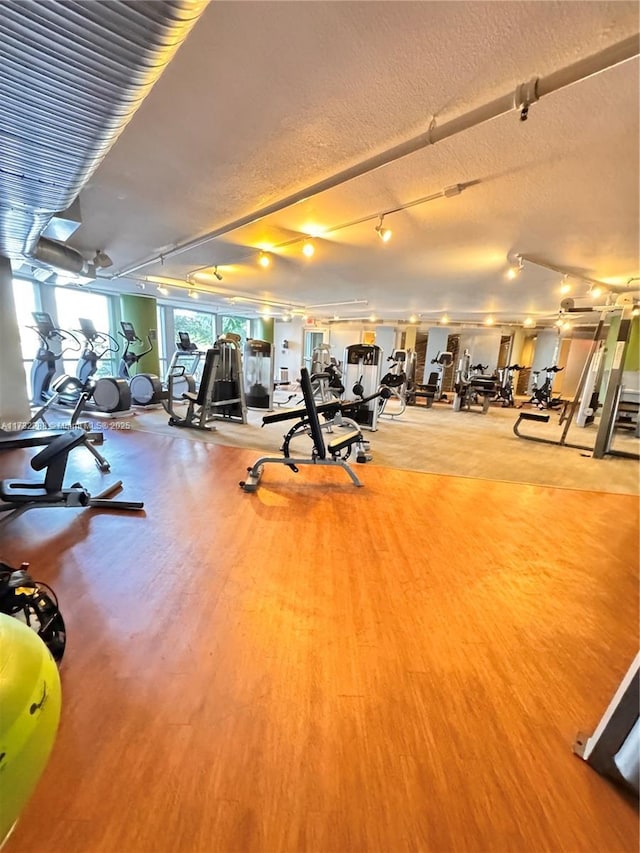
0, 429, 144, 528
240, 368, 366, 492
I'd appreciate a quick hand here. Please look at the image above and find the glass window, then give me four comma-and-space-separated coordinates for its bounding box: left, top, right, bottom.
174, 309, 216, 349
221, 315, 250, 347
54, 287, 114, 377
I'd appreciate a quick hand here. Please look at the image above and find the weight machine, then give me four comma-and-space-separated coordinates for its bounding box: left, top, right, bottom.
452, 350, 497, 414
166, 334, 247, 430
244, 339, 274, 410
342, 344, 383, 430
378, 349, 411, 418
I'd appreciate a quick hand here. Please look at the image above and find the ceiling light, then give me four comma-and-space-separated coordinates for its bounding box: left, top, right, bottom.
440, 315, 449, 324
375, 215, 392, 243
409, 314, 418, 323
369, 314, 377, 322
302, 241, 315, 258
590, 285, 603, 299
523, 317, 535, 327
559, 275, 571, 295
157, 285, 170, 296
485, 316, 495, 326
258, 252, 271, 268
213, 266, 223, 281
189, 289, 199, 299
506, 255, 524, 280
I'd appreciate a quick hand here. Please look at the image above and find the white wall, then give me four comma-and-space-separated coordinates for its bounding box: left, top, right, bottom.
561, 337, 593, 399
328, 325, 360, 367
458, 329, 501, 373
529, 329, 560, 391
423, 326, 450, 383
273, 317, 303, 382
374, 326, 395, 362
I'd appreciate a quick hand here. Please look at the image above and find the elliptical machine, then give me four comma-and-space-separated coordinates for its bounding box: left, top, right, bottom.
118, 321, 165, 406
29, 312, 81, 406
73, 318, 132, 413
29, 312, 131, 417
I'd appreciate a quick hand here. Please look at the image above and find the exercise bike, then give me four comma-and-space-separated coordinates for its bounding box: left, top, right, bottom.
492, 364, 526, 408
118, 321, 165, 406
522, 365, 564, 410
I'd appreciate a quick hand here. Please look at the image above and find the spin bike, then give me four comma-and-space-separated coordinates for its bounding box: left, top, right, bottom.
521, 365, 564, 410
492, 364, 525, 408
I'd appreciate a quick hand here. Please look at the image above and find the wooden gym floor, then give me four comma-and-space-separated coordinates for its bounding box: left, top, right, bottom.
1, 429, 638, 853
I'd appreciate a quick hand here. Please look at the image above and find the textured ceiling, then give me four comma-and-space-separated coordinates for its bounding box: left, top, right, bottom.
58, 2, 640, 320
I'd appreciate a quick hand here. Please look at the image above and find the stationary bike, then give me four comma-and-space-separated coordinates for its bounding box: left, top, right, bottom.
492, 364, 526, 407
522, 365, 564, 410
118, 321, 165, 406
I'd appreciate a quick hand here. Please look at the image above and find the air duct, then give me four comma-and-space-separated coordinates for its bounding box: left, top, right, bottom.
0, 0, 208, 260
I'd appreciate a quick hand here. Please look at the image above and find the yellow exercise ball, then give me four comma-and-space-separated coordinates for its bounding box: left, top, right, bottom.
0, 613, 62, 846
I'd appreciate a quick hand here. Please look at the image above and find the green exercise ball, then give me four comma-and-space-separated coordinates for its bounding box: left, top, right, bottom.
0, 613, 62, 846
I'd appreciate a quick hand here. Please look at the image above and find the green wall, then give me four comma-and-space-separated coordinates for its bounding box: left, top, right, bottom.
625, 316, 640, 371
119, 294, 160, 375
252, 317, 274, 343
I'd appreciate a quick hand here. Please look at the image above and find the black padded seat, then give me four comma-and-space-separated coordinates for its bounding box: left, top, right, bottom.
0, 481, 62, 503
519, 412, 550, 422
327, 430, 361, 455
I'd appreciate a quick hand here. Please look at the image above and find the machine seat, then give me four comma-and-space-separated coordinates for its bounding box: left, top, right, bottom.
0, 481, 62, 503
327, 430, 361, 454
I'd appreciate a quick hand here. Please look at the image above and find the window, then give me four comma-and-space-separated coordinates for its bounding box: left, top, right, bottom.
173, 309, 216, 349
221, 315, 250, 347
12, 278, 39, 363
54, 287, 114, 377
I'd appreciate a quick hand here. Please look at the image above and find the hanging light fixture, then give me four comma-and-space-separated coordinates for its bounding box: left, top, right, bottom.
375, 215, 392, 243
506, 255, 524, 280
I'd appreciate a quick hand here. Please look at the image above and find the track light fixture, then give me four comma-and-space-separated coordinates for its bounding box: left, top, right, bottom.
188, 289, 199, 299
157, 285, 170, 296
213, 266, 223, 281
559, 274, 571, 295
93, 249, 113, 269
506, 255, 524, 280
375, 215, 392, 243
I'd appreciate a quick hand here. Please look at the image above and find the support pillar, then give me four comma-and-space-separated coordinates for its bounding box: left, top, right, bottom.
0, 257, 30, 426
120, 294, 160, 375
